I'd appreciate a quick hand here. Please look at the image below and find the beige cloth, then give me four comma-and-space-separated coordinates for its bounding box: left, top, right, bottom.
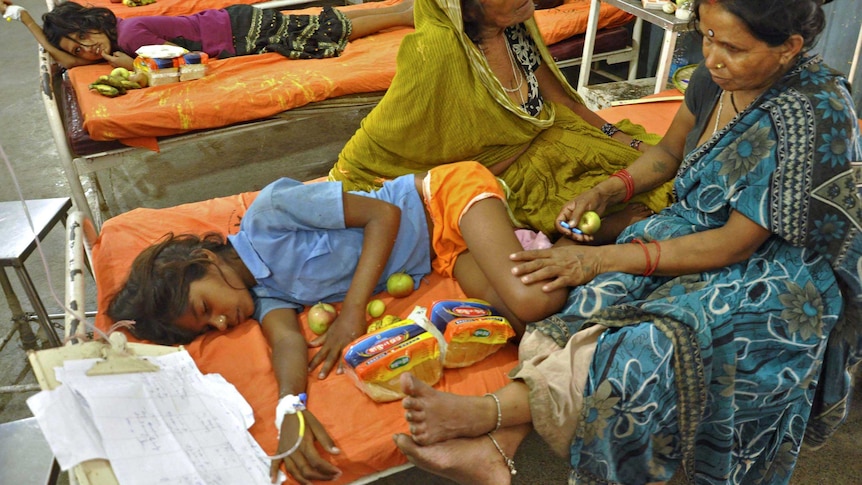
510, 324, 606, 457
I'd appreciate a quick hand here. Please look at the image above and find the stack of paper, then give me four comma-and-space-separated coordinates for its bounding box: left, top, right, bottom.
27, 350, 275, 485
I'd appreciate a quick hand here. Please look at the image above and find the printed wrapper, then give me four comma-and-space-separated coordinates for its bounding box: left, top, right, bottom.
133, 51, 210, 86
346, 331, 442, 402
442, 315, 515, 368
431, 299, 515, 368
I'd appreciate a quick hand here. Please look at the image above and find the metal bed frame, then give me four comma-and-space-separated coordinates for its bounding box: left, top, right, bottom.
40, 0, 638, 228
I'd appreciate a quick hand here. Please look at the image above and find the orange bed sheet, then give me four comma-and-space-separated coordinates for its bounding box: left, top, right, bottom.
68, 0, 633, 148
88, 94, 682, 484
91, 186, 520, 484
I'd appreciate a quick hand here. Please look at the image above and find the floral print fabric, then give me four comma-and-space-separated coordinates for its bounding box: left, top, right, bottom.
529, 55, 862, 484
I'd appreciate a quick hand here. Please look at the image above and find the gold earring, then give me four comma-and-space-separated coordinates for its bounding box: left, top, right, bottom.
716, 63, 725, 69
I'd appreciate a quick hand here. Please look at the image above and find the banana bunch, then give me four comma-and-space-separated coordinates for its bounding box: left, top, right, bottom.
122, 0, 156, 6
89, 67, 141, 98
367, 314, 403, 333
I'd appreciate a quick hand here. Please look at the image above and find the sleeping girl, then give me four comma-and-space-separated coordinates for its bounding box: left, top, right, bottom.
104, 161, 570, 483
2, 0, 414, 71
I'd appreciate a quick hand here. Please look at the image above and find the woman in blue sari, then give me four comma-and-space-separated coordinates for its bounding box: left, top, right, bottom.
391, 0, 862, 483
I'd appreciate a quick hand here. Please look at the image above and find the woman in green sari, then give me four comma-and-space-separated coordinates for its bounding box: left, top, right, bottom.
329, 0, 674, 238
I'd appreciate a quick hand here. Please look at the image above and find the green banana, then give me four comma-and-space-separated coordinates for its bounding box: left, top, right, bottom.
89, 84, 120, 97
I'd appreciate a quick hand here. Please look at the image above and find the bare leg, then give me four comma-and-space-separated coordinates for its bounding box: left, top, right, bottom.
454, 198, 568, 335
394, 425, 530, 485
341, 0, 414, 40
400, 372, 532, 445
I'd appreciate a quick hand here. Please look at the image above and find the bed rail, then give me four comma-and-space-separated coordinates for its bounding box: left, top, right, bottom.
64, 210, 96, 345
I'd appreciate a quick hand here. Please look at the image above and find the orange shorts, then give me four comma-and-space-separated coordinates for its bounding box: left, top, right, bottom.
422, 161, 506, 278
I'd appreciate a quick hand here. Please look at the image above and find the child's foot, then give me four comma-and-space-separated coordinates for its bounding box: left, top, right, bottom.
393, 433, 515, 485
590, 203, 654, 245
400, 372, 497, 445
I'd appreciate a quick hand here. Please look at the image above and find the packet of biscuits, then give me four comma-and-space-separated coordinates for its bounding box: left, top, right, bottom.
430, 299, 516, 368
343, 307, 447, 402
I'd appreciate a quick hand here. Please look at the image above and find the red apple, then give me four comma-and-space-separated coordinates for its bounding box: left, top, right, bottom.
386, 272, 415, 298
578, 211, 602, 235
308, 302, 337, 335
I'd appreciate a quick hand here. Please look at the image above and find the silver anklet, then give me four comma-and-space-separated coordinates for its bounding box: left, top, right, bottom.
487, 432, 517, 475
485, 392, 502, 432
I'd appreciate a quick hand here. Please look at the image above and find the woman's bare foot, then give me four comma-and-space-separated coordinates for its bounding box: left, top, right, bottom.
400, 372, 498, 445
590, 203, 654, 245
393, 433, 515, 485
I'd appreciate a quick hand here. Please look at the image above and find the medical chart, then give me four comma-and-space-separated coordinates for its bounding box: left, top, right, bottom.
28, 350, 273, 485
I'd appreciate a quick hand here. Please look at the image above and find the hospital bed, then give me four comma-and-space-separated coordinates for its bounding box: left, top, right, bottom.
54, 94, 683, 484
41, 0, 640, 226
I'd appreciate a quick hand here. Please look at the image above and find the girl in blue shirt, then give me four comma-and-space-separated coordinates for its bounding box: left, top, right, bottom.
107, 161, 571, 484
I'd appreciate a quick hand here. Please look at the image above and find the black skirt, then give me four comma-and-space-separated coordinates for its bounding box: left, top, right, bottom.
226, 4, 352, 59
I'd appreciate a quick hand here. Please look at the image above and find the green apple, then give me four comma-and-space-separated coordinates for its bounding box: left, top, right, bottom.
386, 272, 414, 298
578, 211, 602, 235
308, 302, 337, 335
367, 299, 386, 318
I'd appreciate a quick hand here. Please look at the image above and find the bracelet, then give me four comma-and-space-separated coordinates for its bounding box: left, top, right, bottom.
610, 169, 635, 203
268, 410, 306, 461
601, 122, 620, 137
275, 392, 307, 432
631, 238, 652, 277
629, 138, 643, 150
647, 240, 661, 277
485, 393, 502, 433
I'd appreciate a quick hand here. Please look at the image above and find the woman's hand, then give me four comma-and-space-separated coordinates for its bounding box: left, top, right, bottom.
307, 304, 365, 379
556, 189, 611, 242
510, 245, 602, 292
102, 51, 135, 70
271, 410, 341, 485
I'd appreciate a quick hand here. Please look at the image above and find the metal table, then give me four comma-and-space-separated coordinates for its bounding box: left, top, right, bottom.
578, 0, 694, 95
0, 198, 73, 349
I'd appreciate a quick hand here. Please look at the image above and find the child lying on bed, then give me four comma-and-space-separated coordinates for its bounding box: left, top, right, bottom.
2, 0, 414, 71
105, 161, 569, 484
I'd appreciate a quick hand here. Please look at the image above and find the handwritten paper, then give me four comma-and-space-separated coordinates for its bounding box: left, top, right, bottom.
28, 351, 273, 485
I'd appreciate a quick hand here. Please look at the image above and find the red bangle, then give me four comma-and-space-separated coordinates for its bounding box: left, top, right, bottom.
646, 240, 661, 277
611, 169, 635, 203
631, 238, 651, 277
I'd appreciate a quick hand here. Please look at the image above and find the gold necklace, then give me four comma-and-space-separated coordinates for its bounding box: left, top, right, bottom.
713, 90, 725, 135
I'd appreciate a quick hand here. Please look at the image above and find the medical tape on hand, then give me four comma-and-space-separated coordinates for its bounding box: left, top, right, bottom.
407, 305, 447, 362
274, 392, 306, 432
4, 5, 25, 21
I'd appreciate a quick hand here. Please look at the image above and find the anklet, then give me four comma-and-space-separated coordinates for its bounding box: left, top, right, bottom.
487, 432, 517, 475
485, 393, 502, 432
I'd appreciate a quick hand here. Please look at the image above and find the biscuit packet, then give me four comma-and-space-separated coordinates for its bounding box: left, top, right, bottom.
430, 299, 516, 368
343, 307, 447, 402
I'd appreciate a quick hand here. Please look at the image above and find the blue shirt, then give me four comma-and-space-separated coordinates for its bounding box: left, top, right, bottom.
227, 175, 431, 321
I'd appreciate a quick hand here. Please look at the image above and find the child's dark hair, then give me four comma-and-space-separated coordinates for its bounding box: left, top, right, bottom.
107, 232, 235, 345
42, 2, 119, 53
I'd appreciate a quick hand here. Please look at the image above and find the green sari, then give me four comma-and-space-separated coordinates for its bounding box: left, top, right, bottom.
329, 0, 673, 236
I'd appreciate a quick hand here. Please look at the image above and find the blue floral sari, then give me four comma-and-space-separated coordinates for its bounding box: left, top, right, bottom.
530, 55, 862, 484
